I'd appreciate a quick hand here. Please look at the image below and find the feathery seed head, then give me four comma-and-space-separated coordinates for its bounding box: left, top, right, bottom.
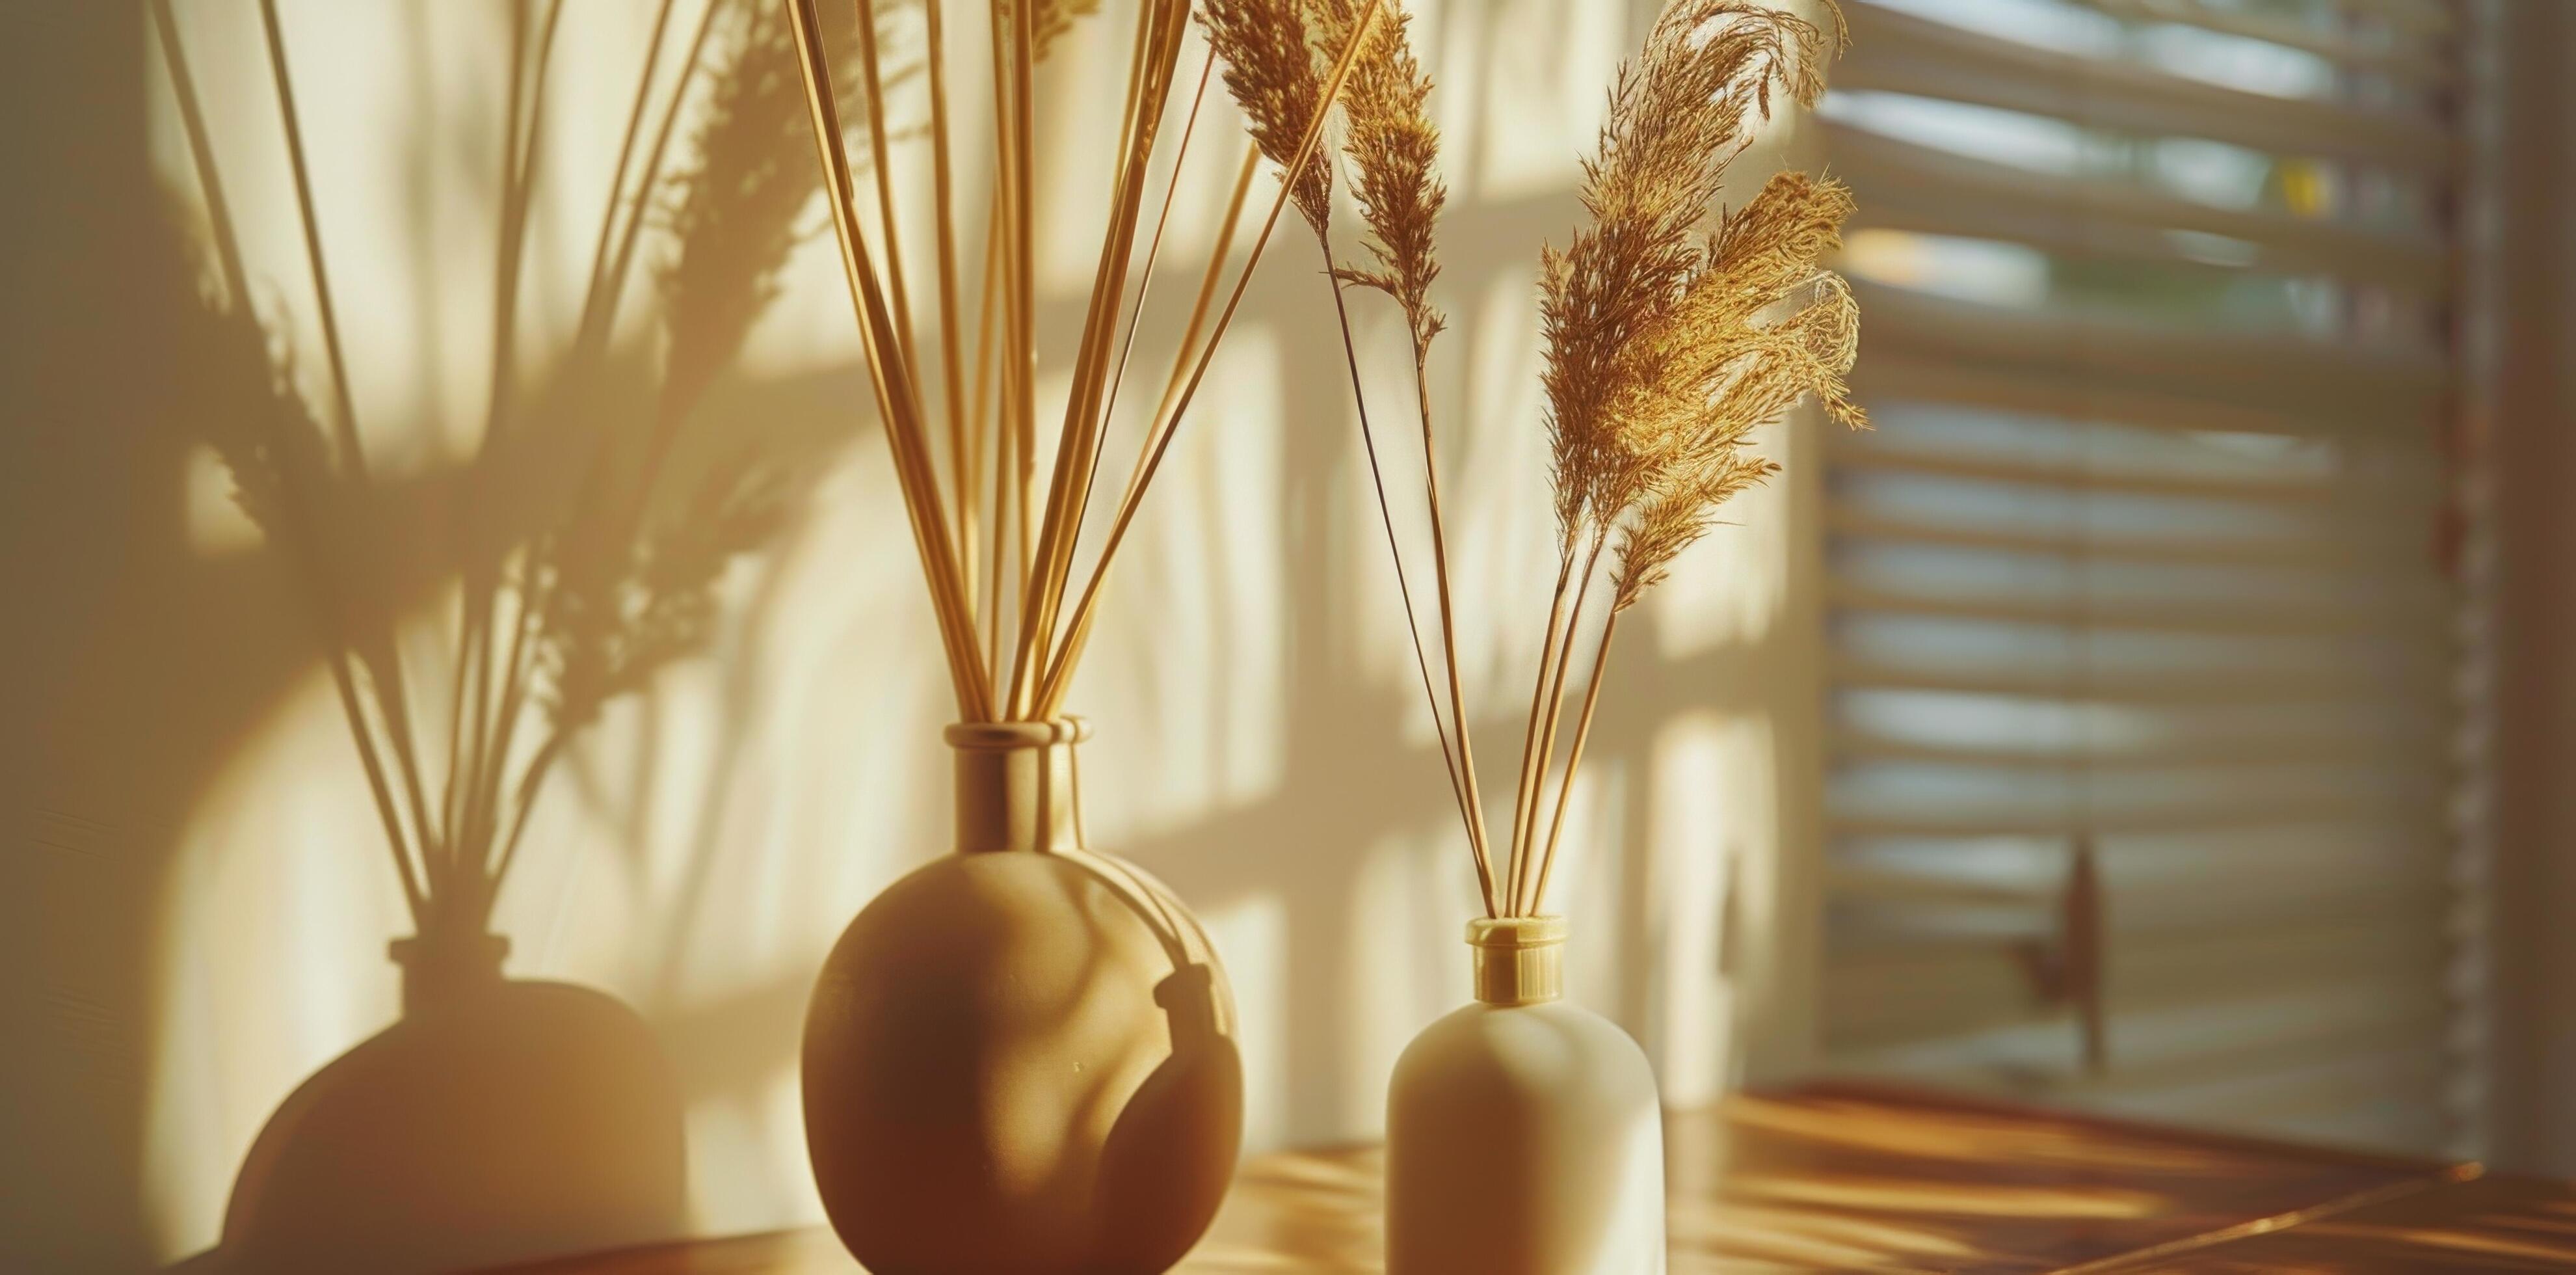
1534, 0, 1859, 608
1312, 0, 1445, 348
1199, 0, 1334, 235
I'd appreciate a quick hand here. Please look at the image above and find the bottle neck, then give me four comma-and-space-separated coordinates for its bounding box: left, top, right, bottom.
388, 929, 509, 1017
947, 719, 1088, 854
1468, 916, 1567, 1006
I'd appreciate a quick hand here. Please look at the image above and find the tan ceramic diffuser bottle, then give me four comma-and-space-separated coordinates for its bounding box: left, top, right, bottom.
1386, 917, 1666, 1274
802, 721, 1243, 1273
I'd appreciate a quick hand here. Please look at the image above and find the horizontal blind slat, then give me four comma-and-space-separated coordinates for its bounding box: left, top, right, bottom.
1852, 282, 2451, 422
1850, 353, 2426, 439
1826, 122, 2449, 293
1828, 796, 2440, 838
1828, 435, 2443, 502
1829, 983, 2444, 1073
1829, 589, 2447, 639
1826, 507, 2426, 569
2336, 0, 2457, 39
1839, 1, 2454, 170
1831, 732, 2441, 770
1818, 0, 2462, 1157
2078, 0, 2457, 87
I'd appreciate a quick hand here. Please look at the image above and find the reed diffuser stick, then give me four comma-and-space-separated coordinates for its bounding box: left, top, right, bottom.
1013, 1, 1188, 725
1005, 0, 1039, 679
1059, 50, 1221, 627
922, 0, 974, 622
786, 0, 991, 720
1035, 137, 1257, 714
1145, 146, 1258, 467
852, 0, 923, 390
778, 0, 1377, 730
977, 209, 1011, 689
1035, 8, 1382, 717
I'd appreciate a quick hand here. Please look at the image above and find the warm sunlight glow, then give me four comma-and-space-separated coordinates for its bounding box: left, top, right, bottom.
136, 1, 1816, 1261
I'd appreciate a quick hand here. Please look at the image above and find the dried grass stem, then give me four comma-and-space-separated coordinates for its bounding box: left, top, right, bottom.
1303, 0, 1857, 917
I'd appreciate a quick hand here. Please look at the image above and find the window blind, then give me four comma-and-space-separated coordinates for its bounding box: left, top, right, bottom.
1814, 0, 2470, 1154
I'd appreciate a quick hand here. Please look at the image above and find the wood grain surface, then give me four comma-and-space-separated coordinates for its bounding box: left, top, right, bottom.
494, 1082, 2569, 1273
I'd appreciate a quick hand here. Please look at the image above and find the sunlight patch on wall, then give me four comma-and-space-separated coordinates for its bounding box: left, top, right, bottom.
1347, 827, 1461, 1140
1198, 891, 1288, 1153
1543, 756, 1634, 1021
1327, 311, 1458, 760
1035, 3, 1134, 295
1437, 265, 1558, 700
149, 1, 702, 472
184, 444, 265, 557
682, 1056, 819, 1239
1651, 416, 1799, 662
1454, 0, 1623, 202
1646, 711, 1775, 1103
144, 666, 412, 1260
738, 228, 873, 382
1080, 325, 1290, 842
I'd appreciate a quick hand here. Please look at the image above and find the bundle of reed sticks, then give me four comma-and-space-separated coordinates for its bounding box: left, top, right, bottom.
155, 0, 831, 938
1204, 0, 1863, 919
778, 0, 1379, 725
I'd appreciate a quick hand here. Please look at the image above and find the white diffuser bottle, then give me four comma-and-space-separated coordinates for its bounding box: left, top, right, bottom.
1386, 917, 1666, 1274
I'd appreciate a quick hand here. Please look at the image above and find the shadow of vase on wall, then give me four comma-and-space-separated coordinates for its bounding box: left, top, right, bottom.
178, 926, 688, 1274
803, 719, 1245, 1274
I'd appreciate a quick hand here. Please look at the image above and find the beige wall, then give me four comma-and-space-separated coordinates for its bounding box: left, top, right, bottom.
0, 1, 1832, 1267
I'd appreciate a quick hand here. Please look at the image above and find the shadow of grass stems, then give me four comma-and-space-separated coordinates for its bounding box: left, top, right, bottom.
171, 0, 910, 947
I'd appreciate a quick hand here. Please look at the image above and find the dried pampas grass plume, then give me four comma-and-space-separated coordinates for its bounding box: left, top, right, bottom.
1542, 0, 1846, 541
1600, 176, 1865, 611
1521, 0, 1858, 913
1199, 0, 1333, 234
1288, 0, 1861, 919
1314, 0, 1444, 348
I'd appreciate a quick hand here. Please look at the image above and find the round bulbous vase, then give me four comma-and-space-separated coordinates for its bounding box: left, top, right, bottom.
213, 930, 688, 1274
1386, 917, 1666, 1275
804, 719, 1243, 1274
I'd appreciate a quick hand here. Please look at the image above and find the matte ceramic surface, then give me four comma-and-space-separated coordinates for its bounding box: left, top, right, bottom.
803, 721, 1242, 1274
1386, 919, 1665, 1275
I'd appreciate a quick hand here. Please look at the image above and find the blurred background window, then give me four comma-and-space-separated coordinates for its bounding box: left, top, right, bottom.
1814, 0, 2476, 1155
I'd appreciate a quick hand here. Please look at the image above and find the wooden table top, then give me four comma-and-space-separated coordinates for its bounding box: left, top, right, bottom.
500, 1082, 2576, 1273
